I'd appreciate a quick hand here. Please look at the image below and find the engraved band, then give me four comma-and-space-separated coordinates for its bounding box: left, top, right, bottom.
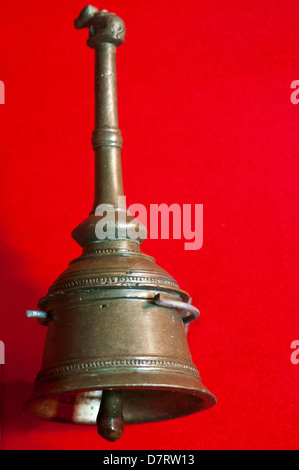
36, 356, 200, 381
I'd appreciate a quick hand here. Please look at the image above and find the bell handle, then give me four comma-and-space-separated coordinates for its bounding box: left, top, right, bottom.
74, 6, 126, 212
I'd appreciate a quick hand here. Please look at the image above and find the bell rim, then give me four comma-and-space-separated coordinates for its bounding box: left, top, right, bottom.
24, 383, 216, 426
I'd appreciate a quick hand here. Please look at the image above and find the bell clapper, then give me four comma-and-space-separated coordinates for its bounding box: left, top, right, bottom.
96, 390, 125, 442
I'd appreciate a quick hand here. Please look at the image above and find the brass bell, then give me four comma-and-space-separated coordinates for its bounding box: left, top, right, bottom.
24, 5, 216, 442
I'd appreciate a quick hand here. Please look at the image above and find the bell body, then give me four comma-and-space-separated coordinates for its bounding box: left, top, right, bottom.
24, 240, 215, 424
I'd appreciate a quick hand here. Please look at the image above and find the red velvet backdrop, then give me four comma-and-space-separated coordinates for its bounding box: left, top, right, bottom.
0, 0, 298, 450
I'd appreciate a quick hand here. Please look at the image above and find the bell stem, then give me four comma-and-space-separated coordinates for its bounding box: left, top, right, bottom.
92, 41, 124, 211
94, 43, 119, 129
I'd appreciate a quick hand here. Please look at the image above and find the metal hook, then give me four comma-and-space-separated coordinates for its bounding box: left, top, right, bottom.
154, 294, 200, 324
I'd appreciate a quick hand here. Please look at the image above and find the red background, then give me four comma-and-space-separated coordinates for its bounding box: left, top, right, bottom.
0, 0, 299, 450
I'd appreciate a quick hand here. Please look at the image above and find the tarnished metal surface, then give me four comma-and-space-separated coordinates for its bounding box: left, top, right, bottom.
24, 6, 216, 442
